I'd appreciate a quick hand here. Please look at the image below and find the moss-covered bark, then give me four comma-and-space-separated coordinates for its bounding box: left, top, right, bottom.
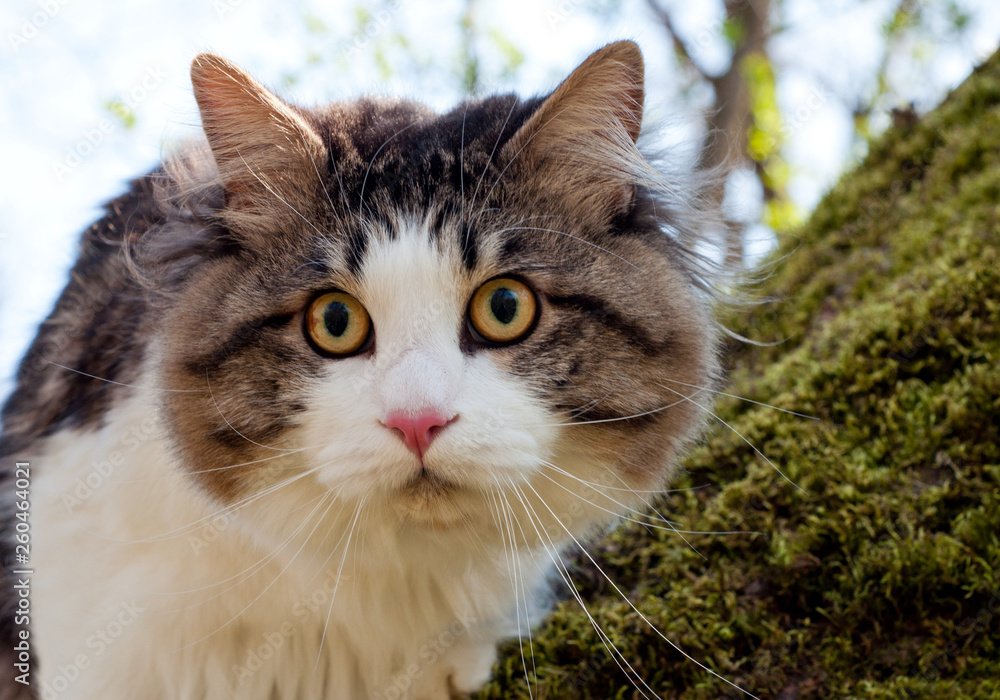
477, 50, 1000, 700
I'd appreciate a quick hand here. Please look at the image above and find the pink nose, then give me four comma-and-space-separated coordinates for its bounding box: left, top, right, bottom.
384, 412, 455, 458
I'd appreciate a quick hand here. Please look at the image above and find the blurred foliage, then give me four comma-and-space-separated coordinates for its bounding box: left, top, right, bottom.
743, 52, 802, 231
303, 11, 328, 34
460, 0, 481, 94
722, 15, 748, 49
636, 0, 987, 240
103, 99, 135, 130
856, 0, 979, 156
488, 28, 526, 82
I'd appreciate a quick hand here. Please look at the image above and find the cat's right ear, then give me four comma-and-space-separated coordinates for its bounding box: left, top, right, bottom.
190, 53, 325, 232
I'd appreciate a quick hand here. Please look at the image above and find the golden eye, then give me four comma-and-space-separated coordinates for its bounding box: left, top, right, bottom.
306, 292, 371, 356
469, 277, 537, 344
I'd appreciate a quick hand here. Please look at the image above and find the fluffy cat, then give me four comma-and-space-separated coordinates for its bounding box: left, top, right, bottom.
0, 41, 723, 699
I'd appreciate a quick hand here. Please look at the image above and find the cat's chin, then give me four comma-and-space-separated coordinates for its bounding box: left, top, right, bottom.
391, 470, 476, 529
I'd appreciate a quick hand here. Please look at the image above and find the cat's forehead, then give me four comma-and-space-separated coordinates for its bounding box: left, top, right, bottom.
307, 94, 541, 213
253, 95, 550, 287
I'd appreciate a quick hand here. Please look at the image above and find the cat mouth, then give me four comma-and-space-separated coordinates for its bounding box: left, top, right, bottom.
401, 467, 458, 496
392, 468, 473, 527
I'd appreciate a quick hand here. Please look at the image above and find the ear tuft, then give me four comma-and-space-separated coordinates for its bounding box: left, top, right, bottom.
502, 41, 647, 220
190, 52, 325, 230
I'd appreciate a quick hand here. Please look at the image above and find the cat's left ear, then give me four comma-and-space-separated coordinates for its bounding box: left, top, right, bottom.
503, 41, 645, 221
190, 53, 326, 233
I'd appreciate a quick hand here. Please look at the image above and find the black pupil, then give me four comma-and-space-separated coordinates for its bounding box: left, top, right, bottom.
323, 301, 350, 337
490, 288, 518, 325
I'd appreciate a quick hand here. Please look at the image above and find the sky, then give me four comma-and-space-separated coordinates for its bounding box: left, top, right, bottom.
2, 0, 1000, 401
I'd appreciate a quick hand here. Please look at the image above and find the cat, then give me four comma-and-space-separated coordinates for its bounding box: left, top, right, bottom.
0, 41, 724, 699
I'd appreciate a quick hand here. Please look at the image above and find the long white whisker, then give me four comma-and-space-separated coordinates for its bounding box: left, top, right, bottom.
464, 211, 562, 238
357, 122, 420, 219
520, 479, 758, 698
235, 149, 327, 238
504, 491, 547, 698
509, 447, 702, 499
46, 361, 203, 393
524, 453, 704, 559
163, 491, 337, 603
503, 478, 657, 700
540, 395, 692, 428
502, 226, 640, 270
206, 372, 295, 452
297, 496, 361, 592
89, 459, 331, 544
466, 96, 518, 229
602, 465, 714, 558
659, 377, 820, 420
316, 497, 365, 669
119, 447, 312, 483
492, 483, 537, 700
532, 465, 762, 542
170, 490, 335, 650
659, 384, 807, 494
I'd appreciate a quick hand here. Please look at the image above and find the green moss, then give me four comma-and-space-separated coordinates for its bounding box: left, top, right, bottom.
476, 51, 1000, 699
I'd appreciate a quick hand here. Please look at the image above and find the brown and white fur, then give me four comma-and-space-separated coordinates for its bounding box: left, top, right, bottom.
0, 42, 723, 699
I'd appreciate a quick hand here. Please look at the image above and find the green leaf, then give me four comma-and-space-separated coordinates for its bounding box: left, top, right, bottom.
104, 99, 135, 129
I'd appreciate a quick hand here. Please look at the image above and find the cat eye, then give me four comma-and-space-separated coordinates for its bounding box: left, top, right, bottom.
305, 291, 372, 356
468, 277, 538, 345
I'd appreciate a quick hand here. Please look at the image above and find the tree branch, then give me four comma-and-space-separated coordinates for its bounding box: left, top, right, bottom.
644, 0, 710, 80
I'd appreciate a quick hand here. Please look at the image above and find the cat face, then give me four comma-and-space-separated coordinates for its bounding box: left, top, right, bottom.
153, 43, 718, 533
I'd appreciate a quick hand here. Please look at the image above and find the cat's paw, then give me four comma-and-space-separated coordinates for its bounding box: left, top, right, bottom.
410, 640, 497, 700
